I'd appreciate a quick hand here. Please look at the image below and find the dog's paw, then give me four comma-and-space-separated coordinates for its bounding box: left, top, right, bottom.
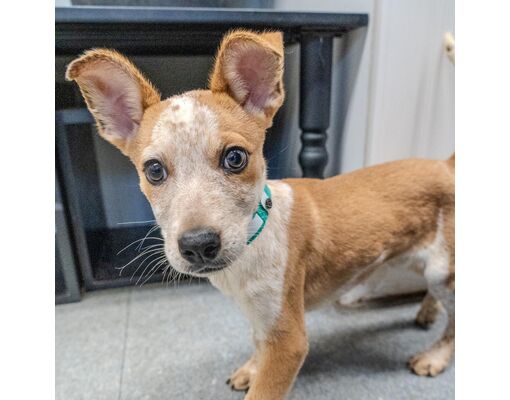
226, 362, 257, 392
415, 306, 438, 329
415, 295, 442, 329
408, 345, 453, 377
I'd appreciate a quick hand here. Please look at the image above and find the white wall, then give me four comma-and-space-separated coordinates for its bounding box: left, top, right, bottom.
276, 0, 454, 172
366, 0, 455, 165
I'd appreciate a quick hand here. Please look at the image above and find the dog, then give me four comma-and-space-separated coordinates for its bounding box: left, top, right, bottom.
66, 30, 455, 400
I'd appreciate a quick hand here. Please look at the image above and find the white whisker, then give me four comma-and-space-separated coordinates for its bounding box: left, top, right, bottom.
139, 257, 168, 286
117, 246, 163, 276
129, 249, 164, 281
116, 236, 164, 256
136, 254, 167, 286
136, 225, 161, 252
116, 219, 157, 225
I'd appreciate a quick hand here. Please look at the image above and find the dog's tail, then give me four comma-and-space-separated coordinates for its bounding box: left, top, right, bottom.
446, 153, 455, 171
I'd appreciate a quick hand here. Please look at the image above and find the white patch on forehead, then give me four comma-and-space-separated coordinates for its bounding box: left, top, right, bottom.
153, 96, 195, 139
144, 94, 219, 163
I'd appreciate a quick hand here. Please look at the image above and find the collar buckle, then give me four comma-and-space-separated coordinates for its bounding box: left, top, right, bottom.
247, 184, 272, 245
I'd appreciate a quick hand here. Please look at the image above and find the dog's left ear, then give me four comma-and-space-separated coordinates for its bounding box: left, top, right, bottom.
65, 49, 160, 154
209, 30, 285, 128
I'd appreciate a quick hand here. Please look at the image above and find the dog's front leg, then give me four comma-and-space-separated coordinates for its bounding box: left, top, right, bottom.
228, 307, 308, 399
228, 338, 261, 391
244, 312, 308, 400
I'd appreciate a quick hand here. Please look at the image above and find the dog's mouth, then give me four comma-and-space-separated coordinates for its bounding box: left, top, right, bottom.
186, 259, 230, 276
191, 265, 228, 275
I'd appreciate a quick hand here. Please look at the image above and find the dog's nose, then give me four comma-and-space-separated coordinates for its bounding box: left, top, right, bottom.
178, 228, 221, 264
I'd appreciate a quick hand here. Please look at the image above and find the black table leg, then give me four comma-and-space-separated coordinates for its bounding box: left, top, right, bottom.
299, 33, 333, 178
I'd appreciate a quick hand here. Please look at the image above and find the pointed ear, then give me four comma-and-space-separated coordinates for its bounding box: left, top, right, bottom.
66, 49, 160, 152
209, 30, 285, 127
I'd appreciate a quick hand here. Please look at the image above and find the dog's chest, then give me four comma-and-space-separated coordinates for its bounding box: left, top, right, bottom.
209, 181, 293, 341
209, 255, 285, 342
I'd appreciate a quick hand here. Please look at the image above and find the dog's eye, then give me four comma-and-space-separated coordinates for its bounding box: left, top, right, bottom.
223, 148, 248, 173
144, 159, 167, 185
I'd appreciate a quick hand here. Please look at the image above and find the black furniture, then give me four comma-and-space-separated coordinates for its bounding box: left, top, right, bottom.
56, 178, 81, 304
55, 6, 368, 293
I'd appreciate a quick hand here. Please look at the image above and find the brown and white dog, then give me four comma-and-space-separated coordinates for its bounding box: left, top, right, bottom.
66, 30, 455, 400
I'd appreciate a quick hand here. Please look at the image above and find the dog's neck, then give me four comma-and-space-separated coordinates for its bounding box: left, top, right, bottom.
247, 184, 272, 244
208, 180, 293, 341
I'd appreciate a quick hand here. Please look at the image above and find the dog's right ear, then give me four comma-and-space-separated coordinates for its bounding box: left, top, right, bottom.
209, 30, 285, 128
66, 49, 160, 153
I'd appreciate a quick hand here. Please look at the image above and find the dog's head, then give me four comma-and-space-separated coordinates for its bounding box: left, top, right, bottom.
66, 30, 285, 276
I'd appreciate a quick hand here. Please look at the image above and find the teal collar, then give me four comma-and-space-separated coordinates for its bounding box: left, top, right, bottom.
247, 184, 272, 244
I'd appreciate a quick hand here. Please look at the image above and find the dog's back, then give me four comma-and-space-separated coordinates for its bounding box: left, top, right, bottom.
284, 156, 454, 308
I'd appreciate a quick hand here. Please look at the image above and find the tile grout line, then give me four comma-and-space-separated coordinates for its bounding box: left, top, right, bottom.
117, 288, 132, 400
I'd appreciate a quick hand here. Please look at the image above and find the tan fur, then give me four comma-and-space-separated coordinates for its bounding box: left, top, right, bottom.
240, 158, 455, 398
284, 158, 454, 308
67, 30, 455, 400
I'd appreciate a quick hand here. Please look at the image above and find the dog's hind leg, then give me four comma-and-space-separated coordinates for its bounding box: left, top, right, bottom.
409, 210, 455, 377
409, 279, 454, 376
415, 292, 442, 329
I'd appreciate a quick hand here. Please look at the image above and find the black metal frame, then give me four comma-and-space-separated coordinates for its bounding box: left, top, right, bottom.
56, 108, 101, 291
55, 201, 81, 304
55, 6, 368, 290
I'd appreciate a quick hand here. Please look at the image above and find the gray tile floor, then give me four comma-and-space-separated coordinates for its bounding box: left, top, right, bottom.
56, 283, 454, 400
